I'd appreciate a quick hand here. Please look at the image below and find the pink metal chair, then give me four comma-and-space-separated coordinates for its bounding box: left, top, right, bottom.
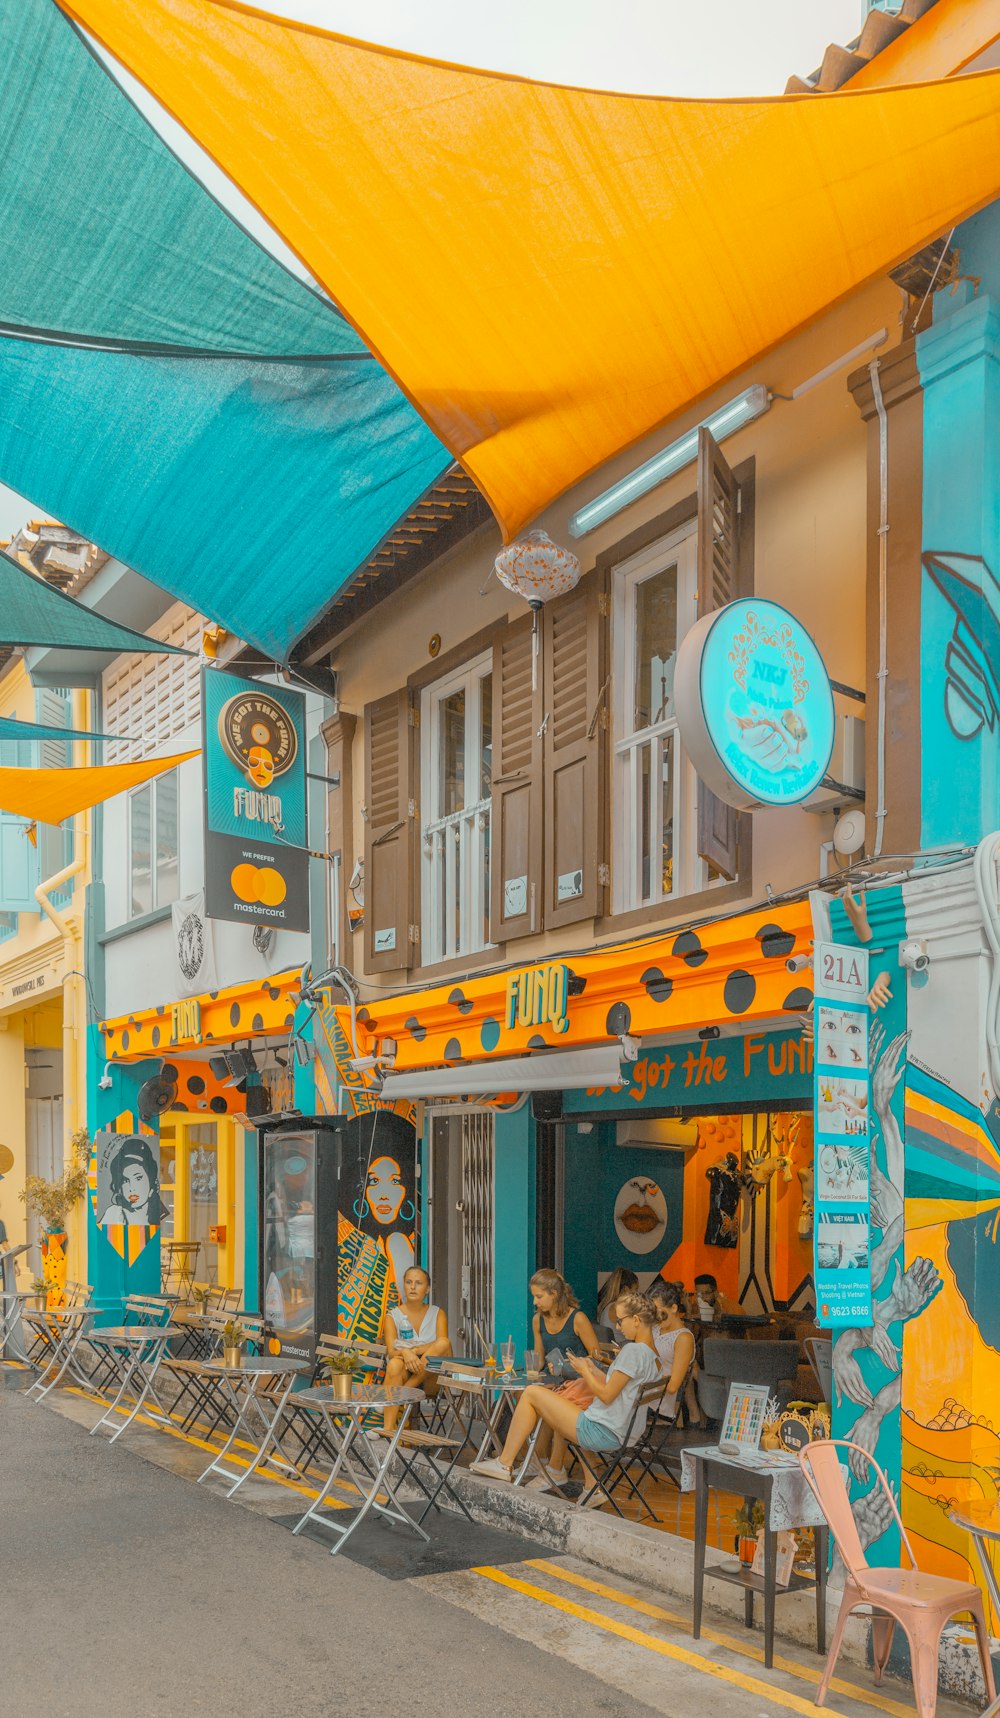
799, 1439, 996, 1718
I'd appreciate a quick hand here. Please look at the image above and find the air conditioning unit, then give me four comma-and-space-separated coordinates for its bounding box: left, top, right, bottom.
617, 1117, 699, 1152
805, 714, 865, 813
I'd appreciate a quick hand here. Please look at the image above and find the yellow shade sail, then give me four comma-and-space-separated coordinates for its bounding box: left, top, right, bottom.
0, 750, 198, 823
59, 0, 1000, 537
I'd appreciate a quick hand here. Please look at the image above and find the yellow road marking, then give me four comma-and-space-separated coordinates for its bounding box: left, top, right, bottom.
525, 1560, 914, 1718
472, 1565, 854, 1718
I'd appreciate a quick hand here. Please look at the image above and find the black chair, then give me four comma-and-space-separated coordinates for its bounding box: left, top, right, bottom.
566, 1381, 668, 1518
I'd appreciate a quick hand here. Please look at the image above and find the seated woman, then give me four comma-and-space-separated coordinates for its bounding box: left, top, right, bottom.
380, 1265, 451, 1431
471, 1293, 660, 1494
650, 1281, 697, 1422
596, 1267, 638, 1334
528, 1268, 601, 1488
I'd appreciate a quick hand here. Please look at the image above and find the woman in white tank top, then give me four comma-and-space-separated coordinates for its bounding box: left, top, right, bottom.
650, 1282, 696, 1418
380, 1264, 452, 1431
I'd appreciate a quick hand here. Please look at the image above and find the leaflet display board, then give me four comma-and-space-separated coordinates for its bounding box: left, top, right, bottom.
202, 668, 309, 932
813, 941, 872, 1328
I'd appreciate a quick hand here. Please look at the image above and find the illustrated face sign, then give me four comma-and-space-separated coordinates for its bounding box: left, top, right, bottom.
613, 1176, 667, 1255
675, 599, 835, 810
95, 1132, 169, 1229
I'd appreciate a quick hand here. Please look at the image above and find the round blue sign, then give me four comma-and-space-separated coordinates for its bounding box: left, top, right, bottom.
675, 599, 835, 810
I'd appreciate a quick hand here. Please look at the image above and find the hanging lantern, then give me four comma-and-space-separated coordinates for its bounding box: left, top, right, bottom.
494, 530, 582, 687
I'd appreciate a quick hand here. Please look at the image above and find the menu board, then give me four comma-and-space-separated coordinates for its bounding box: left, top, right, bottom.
813, 942, 873, 1328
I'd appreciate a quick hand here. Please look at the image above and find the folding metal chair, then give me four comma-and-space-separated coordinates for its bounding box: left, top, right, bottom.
567, 1381, 667, 1517
394, 1374, 483, 1527
287, 1335, 386, 1473
597, 1365, 695, 1521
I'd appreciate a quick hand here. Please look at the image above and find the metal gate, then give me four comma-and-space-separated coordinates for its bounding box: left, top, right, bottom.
460, 1110, 495, 1348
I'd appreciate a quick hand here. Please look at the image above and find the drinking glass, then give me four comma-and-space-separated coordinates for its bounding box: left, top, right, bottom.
524, 1348, 542, 1379
501, 1338, 516, 1374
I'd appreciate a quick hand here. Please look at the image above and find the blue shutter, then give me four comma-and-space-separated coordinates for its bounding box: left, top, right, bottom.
34, 689, 73, 890
0, 811, 38, 913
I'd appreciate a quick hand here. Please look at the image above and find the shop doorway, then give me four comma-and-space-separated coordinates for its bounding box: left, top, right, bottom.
159, 1115, 239, 1289
427, 1109, 495, 1351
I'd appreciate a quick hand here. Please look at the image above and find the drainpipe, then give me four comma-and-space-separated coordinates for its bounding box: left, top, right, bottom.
35, 826, 87, 1171
868, 357, 889, 858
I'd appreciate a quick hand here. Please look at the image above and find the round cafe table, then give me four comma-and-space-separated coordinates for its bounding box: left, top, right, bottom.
948, 1501, 1000, 1717
291, 1383, 425, 1555
198, 1355, 309, 1496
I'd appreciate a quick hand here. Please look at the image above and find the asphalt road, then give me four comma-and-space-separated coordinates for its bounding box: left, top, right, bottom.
1, 1389, 656, 1718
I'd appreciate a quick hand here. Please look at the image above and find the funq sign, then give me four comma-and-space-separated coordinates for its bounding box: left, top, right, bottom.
675, 598, 835, 810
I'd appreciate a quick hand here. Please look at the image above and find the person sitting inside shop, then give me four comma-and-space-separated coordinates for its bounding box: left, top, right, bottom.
650, 1281, 699, 1424
380, 1265, 451, 1432
528, 1268, 601, 1490
596, 1267, 639, 1336
470, 1293, 660, 1493
687, 1272, 739, 1324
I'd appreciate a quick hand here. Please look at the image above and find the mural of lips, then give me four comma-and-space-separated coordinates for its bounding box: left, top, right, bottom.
619, 1202, 662, 1234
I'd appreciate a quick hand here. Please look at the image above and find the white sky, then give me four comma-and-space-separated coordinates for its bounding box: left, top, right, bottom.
0, 0, 864, 538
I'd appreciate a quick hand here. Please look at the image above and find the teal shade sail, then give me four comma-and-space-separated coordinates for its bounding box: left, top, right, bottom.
0, 716, 118, 745
0, 336, 448, 663
0, 0, 450, 660
0, 548, 187, 654
0, 0, 350, 355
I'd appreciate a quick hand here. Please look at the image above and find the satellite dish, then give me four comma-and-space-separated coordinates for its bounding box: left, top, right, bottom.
137, 1075, 178, 1122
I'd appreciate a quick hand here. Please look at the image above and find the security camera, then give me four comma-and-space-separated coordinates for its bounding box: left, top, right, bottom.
620, 1034, 640, 1062
786, 953, 811, 974
98, 1063, 113, 1091
899, 937, 930, 974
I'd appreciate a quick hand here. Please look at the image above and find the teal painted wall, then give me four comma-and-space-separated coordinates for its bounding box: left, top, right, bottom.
561, 1121, 604, 1319
86, 1028, 161, 1318
561, 1120, 685, 1318
493, 1105, 535, 1351
917, 214, 1000, 846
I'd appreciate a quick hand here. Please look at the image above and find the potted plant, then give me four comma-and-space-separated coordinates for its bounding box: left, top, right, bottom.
222, 1319, 249, 1367
191, 1285, 210, 1313
323, 1349, 360, 1401
733, 1499, 765, 1569
19, 1128, 90, 1306
28, 1275, 48, 1311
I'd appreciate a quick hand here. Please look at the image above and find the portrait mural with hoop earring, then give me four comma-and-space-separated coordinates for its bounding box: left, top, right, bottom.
337, 1110, 417, 1346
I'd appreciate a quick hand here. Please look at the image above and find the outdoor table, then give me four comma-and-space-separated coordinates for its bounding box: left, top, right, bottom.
0, 1285, 33, 1362
680, 1443, 829, 1670
22, 1305, 97, 1401
86, 1325, 175, 1443
949, 1501, 1000, 1718
197, 1356, 309, 1497
469, 1368, 568, 1484
290, 1383, 425, 1555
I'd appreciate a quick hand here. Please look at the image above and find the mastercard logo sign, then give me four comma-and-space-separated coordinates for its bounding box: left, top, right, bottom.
230, 863, 287, 907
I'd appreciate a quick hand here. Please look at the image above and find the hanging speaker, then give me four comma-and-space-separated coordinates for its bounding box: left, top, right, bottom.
243, 1085, 273, 1120
531, 1089, 564, 1123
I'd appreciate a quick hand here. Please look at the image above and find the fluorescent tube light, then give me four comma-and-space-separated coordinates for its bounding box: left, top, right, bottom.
380, 1043, 623, 1099
568, 383, 770, 538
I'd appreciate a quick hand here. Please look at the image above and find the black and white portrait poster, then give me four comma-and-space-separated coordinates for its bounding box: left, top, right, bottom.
95, 1132, 170, 1228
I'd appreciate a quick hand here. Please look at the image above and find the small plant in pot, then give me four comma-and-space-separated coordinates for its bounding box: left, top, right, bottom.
28, 1275, 49, 1311
222, 1319, 249, 1367
324, 1349, 360, 1401
733, 1499, 765, 1569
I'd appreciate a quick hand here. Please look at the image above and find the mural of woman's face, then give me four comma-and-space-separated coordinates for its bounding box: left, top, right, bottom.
365, 1156, 406, 1227
121, 1159, 151, 1212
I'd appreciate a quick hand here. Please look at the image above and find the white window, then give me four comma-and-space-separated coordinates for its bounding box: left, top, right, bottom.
103, 602, 204, 760
420, 652, 493, 964
128, 770, 179, 918
612, 524, 718, 911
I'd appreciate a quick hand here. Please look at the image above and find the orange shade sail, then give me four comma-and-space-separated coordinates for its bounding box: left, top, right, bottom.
0, 750, 198, 823
59, 0, 1000, 537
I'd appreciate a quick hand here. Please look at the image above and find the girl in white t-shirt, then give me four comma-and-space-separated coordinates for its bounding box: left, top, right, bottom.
650, 1281, 696, 1419
471, 1294, 660, 1489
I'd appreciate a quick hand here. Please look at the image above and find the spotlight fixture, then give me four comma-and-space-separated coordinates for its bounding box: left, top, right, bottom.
786, 953, 811, 974
698, 1026, 721, 1041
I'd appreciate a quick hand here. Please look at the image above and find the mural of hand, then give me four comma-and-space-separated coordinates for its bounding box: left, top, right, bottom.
867, 971, 892, 1013
832, 1330, 874, 1409
854, 1473, 897, 1552
871, 1029, 910, 1119
892, 1255, 942, 1319
869, 1319, 899, 1371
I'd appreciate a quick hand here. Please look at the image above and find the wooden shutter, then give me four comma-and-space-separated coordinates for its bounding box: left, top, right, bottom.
541, 570, 608, 929
490, 616, 542, 942
696, 427, 750, 881
363, 690, 412, 971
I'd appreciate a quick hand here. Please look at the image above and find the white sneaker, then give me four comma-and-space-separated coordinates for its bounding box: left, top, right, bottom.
545, 1466, 570, 1486
522, 1474, 554, 1492
470, 1457, 513, 1483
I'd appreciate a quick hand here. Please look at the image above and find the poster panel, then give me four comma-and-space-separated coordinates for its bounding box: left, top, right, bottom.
813, 941, 872, 1327
202, 668, 309, 932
